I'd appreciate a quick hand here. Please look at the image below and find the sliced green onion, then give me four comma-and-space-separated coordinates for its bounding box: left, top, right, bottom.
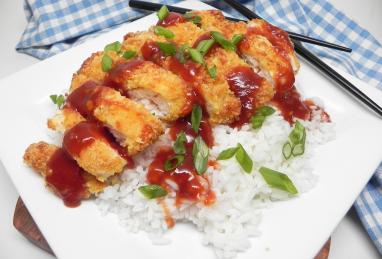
192, 136, 209, 175
259, 167, 298, 194
211, 31, 236, 51
207, 65, 217, 79
157, 5, 169, 21
164, 155, 185, 171
217, 147, 238, 160
231, 34, 244, 46
175, 50, 186, 64
196, 39, 215, 56
282, 142, 292, 160
256, 106, 275, 116
157, 42, 177, 56
251, 114, 265, 129
289, 121, 305, 145
154, 26, 174, 39
292, 143, 304, 156
191, 104, 202, 133
50, 94, 65, 109
138, 184, 168, 199
104, 41, 121, 53
122, 50, 137, 60
184, 12, 202, 25
173, 131, 187, 155
101, 54, 113, 72
188, 48, 204, 64
235, 143, 253, 173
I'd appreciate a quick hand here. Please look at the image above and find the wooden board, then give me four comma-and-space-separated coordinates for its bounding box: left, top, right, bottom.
13, 197, 331, 258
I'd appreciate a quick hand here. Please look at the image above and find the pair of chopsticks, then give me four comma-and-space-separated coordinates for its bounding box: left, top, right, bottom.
129, 0, 382, 117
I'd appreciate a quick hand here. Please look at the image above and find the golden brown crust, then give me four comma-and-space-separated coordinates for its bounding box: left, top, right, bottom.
23, 142, 107, 194
47, 107, 85, 133
93, 87, 164, 155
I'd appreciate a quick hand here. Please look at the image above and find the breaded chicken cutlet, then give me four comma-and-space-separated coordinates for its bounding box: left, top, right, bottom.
24, 142, 106, 204
50, 82, 163, 156
25, 7, 303, 207
71, 50, 192, 121
192, 10, 298, 92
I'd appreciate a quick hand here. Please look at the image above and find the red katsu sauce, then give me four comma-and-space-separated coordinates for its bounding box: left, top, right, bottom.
147, 145, 214, 205
169, 115, 214, 148
271, 86, 311, 124
46, 148, 87, 207
226, 66, 264, 127
168, 56, 199, 83
66, 81, 102, 118
63, 121, 134, 166
105, 59, 145, 93
141, 41, 166, 65
157, 12, 186, 27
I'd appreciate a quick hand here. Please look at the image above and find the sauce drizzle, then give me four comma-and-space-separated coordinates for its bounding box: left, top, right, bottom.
46, 148, 87, 207
226, 66, 264, 127
157, 12, 186, 27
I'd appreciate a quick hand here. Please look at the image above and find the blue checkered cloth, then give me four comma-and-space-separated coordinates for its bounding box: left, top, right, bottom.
16, 0, 382, 254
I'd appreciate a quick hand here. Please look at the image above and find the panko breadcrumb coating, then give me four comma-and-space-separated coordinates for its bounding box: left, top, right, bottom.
23, 142, 106, 195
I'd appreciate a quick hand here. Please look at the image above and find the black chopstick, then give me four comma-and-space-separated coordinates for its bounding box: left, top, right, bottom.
129, 0, 352, 53
221, 0, 382, 117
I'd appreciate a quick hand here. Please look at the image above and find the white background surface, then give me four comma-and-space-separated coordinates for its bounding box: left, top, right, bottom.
0, 1, 381, 258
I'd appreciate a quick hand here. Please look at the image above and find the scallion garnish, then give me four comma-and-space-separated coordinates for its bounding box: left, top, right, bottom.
184, 12, 202, 25
251, 114, 265, 129
191, 105, 202, 133
207, 65, 217, 79
154, 26, 175, 39
283, 121, 306, 159
50, 94, 65, 109
101, 54, 113, 72
282, 142, 292, 160
256, 106, 276, 116
173, 131, 187, 155
192, 136, 209, 175
157, 5, 169, 21
259, 167, 298, 194
164, 154, 185, 171
235, 143, 253, 173
188, 48, 204, 64
196, 39, 215, 56
122, 50, 137, 60
211, 31, 236, 51
157, 42, 177, 56
138, 184, 168, 199
251, 106, 275, 130
231, 34, 244, 46
104, 41, 122, 53
217, 147, 238, 160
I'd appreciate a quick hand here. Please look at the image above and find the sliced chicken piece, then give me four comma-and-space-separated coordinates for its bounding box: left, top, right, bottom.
66, 82, 164, 155
247, 19, 300, 73
193, 10, 296, 92
107, 59, 194, 121
62, 121, 129, 181
23, 142, 106, 202
205, 47, 274, 126
124, 25, 241, 124
71, 51, 122, 91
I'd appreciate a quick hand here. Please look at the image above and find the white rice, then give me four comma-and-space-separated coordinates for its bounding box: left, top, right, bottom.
95, 108, 335, 258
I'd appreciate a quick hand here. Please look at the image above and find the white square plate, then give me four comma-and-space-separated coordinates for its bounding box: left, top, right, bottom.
1, 1, 382, 258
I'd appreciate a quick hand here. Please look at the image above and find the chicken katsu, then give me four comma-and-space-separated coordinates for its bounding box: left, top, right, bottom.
24, 7, 319, 208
